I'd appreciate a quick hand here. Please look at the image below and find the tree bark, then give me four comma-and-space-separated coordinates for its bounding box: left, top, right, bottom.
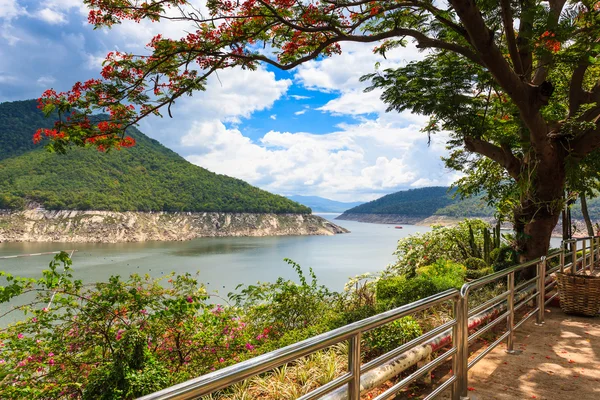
580, 192, 594, 236
516, 149, 566, 277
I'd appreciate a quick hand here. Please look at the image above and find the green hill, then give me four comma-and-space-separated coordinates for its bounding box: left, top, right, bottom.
0, 100, 310, 214
340, 186, 600, 221
341, 187, 494, 217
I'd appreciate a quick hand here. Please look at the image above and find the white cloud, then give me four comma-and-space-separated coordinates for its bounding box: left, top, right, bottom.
36, 75, 56, 86
37, 8, 67, 24
294, 110, 307, 115
0, 0, 25, 21
270, 114, 277, 120
182, 115, 453, 202
290, 95, 310, 100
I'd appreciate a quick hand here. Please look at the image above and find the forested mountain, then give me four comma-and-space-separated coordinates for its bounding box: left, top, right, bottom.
0, 100, 310, 214
340, 186, 600, 220
287, 195, 363, 213
341, 187, 472, 217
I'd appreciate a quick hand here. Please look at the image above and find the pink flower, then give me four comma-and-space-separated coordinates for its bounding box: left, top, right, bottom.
48, 359, 55, 366
17, 333, 24, 339
115, 330, 124, 341
245, 343, 255, 351
219, 358, 225, 363
186, 296, 193, 303
48, 352, 54, 357
0, 359, 5, 364
140, 309, 148, 314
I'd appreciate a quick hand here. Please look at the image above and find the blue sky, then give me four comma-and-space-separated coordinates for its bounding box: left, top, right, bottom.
0, 0, 459, 201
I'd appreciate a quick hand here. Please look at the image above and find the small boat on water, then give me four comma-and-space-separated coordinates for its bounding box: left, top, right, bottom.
395, 226, 403, 229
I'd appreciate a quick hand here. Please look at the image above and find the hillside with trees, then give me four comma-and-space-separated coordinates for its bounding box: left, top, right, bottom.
0, 100, 310, 214
338, 186, 599, 222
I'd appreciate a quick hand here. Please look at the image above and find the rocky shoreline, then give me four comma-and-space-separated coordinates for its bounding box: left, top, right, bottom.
0, 210, 349, 243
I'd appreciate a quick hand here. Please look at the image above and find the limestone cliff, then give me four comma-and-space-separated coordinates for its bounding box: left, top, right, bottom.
0, 210, 348, 243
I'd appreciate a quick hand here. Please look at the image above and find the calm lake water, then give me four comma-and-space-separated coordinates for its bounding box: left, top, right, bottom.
0, 215, 431, 295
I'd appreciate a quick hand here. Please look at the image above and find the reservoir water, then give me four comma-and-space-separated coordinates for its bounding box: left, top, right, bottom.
0, 216, 431, 295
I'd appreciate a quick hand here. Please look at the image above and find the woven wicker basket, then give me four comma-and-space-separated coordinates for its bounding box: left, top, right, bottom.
556, 272, 600, 317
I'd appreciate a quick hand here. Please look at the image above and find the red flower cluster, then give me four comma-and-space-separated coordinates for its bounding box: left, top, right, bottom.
540, 31, 561, 53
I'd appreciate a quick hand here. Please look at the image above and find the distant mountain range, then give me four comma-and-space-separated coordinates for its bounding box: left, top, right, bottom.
0, 100, 310, 214
287, 195, 364, 213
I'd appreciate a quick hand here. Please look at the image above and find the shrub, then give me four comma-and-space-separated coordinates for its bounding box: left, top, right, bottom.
464, 257, 488, 270
390, 219, 495, 276
363, 317, 422, 357
466, 267, 494, 280
376, 275, 438, 310
417, 259, 466, 289
229, 259, 335, 334
376, 259, 465, 310
492, 246, 518, 271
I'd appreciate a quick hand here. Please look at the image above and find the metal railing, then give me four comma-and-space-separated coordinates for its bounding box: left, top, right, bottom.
139, 236, 599, 400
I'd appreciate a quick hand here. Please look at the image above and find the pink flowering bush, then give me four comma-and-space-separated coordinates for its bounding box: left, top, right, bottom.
0, 253, 259, 399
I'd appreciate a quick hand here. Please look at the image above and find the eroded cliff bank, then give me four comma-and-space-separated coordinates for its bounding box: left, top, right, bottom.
0, 210, 349, 243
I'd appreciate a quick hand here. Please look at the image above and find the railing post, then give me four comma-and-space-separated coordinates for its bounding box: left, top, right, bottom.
454, 292, 469, 400
536, 257, 546, 325
560, 241, 565, 273
348, 333, 361, 400
506, 272, 517, 354
582, 238, 587, 272
572, 239, 578, 273
590, 236, 596, 271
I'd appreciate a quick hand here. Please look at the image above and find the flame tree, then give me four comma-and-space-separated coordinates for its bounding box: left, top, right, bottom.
37, 0, 600, 265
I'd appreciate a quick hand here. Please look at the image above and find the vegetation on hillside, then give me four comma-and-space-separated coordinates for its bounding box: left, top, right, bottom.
0, 220, 507, 399
342, 187, 495, 217
0, 100, 310, 214
342, 186, 600, 222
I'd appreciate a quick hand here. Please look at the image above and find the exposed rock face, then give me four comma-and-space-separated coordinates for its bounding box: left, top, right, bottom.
0, 210, 349, 243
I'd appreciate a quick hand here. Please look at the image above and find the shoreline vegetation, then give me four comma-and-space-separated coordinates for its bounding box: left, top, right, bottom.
0, 209, 348, 243
0, 219, 525, 399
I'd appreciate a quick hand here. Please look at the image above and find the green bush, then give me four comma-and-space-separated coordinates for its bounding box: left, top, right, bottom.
466, 267, 494, 280
416, 259, 466, 289
376, 259, 465, 309
390, 219, 496, 276
492, 246, 518, 271
363, 316, 422, 357
464, 257, 488, 270
376, 275, 438, 309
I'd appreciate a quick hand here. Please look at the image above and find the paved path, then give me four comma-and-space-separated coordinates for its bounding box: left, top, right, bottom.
459, 308, 600, 400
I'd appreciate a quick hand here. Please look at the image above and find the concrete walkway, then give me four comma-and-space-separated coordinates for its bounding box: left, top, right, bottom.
459, 307, 600, 400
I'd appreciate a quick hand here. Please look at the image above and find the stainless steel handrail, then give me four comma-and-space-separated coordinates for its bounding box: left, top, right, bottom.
140, 236, 599, 400
138, 289, 459, 400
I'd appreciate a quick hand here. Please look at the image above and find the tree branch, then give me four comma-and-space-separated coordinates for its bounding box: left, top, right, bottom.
571, 122, 600, 157
464, 137, 522, 179
233, 27, 484, 70
448, 0, 548, 144
569, 61, 591, 116
531, 0, 567, 85
500, 0, 523, 75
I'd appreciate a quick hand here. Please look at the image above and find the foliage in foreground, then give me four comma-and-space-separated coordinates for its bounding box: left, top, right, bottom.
0, 220, 504, 398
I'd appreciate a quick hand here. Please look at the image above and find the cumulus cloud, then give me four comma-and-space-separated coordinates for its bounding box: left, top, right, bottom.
182, 113, 453, 201
37, 8, 67, 24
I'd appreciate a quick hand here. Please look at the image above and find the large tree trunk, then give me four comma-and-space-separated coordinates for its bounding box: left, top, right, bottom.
580, 192, 594, 236
517, 149, 566, 278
